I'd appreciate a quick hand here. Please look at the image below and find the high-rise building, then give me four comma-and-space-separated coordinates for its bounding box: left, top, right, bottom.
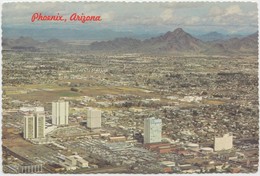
144, 117, 162, 144
23, 115, 35, 139
35, 112, 45, 138
87, 108, 101, 129
214, 133, 233, 151
52, 100, 69, 126
23, 112, 45, 139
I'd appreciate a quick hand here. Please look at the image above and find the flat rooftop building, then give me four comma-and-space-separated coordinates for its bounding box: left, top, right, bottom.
214, 133, 233, 151
23, 112, 45, 139
144, 117, 162, 144
52, 100, 69, 126
87, 108, 101, 129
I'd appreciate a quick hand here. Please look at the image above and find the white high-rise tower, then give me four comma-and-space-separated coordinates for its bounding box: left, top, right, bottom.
52, 100, 69, 125
35, 112, 45, 138
23, 112, 45, 139
144, 117, 162, 144
23, 114, 35, 139
87, 108, 101, 129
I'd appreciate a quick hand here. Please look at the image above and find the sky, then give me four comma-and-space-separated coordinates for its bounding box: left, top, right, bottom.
2, 2, 258, 35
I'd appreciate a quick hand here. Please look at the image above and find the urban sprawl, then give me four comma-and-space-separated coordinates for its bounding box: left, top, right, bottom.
2, 51, 258, 173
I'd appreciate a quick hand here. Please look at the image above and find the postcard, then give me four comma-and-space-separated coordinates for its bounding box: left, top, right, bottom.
1, 0, 259, 174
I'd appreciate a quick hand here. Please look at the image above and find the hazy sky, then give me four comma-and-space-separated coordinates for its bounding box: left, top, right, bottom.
2, 2, 258, 34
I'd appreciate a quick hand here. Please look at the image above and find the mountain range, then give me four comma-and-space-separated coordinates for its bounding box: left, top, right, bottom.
2, 27, 156, 41
196, 32, 244, 42
3, 28, 258, 55
2, 37, 69, 51
89, 28, 258, 55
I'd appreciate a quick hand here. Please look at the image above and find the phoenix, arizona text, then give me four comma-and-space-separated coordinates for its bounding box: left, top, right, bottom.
31, 13, 102, 23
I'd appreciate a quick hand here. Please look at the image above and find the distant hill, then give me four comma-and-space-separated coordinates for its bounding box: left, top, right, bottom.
2, 37, 41, 51
141, 28, 206, 53
2, 37, 69, 51
214, 32, 258, 54
3, 36, 40, 48
197, 32, 244, 42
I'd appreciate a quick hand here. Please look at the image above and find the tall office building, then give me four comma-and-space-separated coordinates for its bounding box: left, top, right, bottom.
23, 112, 45, 139
87, 108, 101, 129
35, 112, 45, 138
52, 100, 69, 126
144, 117, 162, 144
23, 115, 35, 139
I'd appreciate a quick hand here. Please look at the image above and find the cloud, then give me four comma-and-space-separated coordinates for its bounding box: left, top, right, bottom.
160, 2, 206, 9
205, 3, 257, 28
100, 12, 115, 21
185, 16, 200, 25
225, 5, 242, 15
208, 6, 223, 16
160, 9, 174, 22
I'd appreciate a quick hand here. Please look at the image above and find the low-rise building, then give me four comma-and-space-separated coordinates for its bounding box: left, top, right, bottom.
214, 133, 233, 151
